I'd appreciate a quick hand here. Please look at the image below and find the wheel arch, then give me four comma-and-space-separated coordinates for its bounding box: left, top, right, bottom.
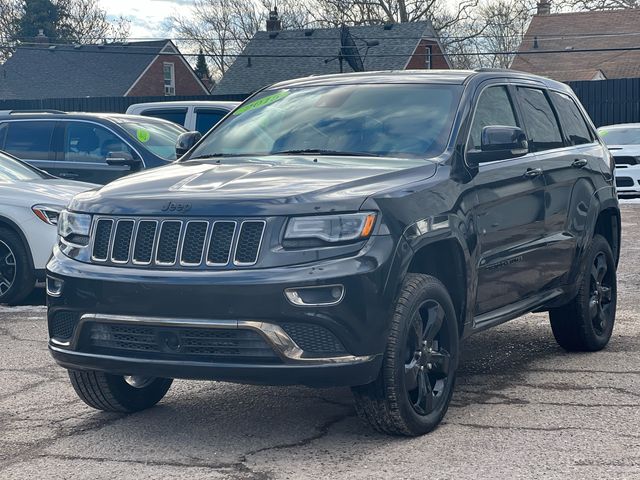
593, 206, 621, 266
405, 237, 469, 336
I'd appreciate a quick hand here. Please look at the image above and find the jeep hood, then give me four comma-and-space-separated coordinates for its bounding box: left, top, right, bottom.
69, 156, 438, 216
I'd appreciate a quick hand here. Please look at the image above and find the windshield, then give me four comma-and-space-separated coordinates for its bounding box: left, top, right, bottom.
0, 151, 47, 182
599, 127, 640, 146
118, 118, 186, 160
188, 84, 462, 160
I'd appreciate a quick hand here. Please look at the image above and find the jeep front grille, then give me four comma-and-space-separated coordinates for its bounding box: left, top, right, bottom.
90, 217, 266, 268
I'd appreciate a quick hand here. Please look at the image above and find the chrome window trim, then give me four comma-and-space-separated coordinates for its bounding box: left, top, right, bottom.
206, 220, 237, 267
154, 220, 183, 266
179, 220, 209, 267
233, 220, 266, 267
90, 218, 114, 262
132, 220, 159, 266
110, 219, 135, 264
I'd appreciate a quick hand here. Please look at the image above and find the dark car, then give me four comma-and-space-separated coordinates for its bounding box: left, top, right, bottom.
47, 70, 620, 436
0, 111, 186, 184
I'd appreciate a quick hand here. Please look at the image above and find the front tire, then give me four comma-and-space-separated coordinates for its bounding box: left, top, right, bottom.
549, 234, 617, 351
352, 274, 459, 436
0, 227, 35, 305
68, 370, 173, 413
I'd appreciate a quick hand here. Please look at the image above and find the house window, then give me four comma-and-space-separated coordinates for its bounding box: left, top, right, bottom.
425, 46, 432, 69
163, 63, 175, 96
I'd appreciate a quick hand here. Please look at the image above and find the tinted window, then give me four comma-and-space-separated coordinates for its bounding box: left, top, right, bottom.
468, 86, 518, 151
550, 92, 593, 146
190, 84, 462, 160
63, 122, 134, 163
141, 109, 187, 127
516, 87, 563, 152
0, 152, 47, 181
195, 109, 227, 134
4, 121, 55, 160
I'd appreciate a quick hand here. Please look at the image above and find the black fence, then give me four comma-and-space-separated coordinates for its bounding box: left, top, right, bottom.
0, 78, 639, 127
568, 78, 640, 128
0, 94, 248, 113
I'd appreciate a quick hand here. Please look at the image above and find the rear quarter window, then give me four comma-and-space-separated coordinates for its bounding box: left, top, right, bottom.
3, 121, 56, 160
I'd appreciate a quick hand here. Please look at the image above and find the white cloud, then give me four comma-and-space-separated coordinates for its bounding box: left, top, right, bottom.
99, 0, 182, 38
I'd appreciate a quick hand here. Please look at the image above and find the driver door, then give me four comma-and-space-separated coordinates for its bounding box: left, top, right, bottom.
50, 121, 139, 184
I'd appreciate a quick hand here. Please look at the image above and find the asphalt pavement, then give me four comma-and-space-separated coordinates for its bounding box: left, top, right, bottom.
1, 204, 639, 480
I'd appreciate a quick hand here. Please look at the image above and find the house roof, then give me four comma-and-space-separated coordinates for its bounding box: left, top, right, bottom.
512, 9, 640, 81
0, 40, 172, 100
214, 21, 442, 96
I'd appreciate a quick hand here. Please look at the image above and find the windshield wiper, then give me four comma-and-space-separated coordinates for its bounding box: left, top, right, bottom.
270, 149, 379, 157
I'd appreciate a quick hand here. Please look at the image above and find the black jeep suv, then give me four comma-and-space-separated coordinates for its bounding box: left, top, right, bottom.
47, 70, 620, 436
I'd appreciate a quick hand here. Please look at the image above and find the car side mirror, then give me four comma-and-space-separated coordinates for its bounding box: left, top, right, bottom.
176, 131, 202, 158
106, 152, 142, 171
467, 126, 529, 166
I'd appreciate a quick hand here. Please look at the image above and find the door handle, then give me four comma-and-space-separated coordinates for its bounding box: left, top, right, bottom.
572, 158, 588, 168
523, 167, 543, 178
57, 172, 80, 179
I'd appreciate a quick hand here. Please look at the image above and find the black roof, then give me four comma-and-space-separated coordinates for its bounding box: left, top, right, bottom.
0, 40, 172, 100
213, 22, 444, 96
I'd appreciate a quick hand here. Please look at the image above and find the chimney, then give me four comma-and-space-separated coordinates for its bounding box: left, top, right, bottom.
34, 29, 49, 45
266, 7, 282, 32
537, 0, 551, 15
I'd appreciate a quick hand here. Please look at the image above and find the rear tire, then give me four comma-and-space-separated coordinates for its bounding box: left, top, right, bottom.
0, 227, 35, 305
352, 274, 459, 436
68, 370, 173, 413
549, 234, 617, 352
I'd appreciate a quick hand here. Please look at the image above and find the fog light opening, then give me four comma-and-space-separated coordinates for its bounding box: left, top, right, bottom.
46, 277, 64, 297
284, 284, 345, 306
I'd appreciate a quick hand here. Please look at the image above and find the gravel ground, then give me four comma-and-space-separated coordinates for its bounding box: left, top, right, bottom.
0, 205, 638, 480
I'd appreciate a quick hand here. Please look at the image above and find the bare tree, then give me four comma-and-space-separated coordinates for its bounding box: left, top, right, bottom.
56, 0, 130, 43
556, 0, 639, 9
172, 0, 312, 79
0, 0, 21, 62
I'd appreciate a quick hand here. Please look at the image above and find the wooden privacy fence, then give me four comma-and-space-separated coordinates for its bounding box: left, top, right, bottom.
1, 78, 640, 127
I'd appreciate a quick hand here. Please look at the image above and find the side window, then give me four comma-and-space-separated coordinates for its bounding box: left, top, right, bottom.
3, 121, 55, 160
468, 86, 519, 151
63, 123, 134, 164
549, 92, 593, 146
195, 109, 228, 134
516, 87, 563, 152
0, 123, 7, 149
141, 109, 187, 127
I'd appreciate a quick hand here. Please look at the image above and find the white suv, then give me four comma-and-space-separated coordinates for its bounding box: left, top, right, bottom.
126, 101, 239, 134
598, 124, 640, 195
0, 151, 95, 304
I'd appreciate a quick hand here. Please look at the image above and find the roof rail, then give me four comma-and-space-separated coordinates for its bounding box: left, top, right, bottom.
474, 68, 513, 73
7, 110, 67, 115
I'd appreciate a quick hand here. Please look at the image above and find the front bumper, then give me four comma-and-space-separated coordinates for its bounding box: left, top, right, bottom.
615, 166, 640, 194
46, 235, 400, 387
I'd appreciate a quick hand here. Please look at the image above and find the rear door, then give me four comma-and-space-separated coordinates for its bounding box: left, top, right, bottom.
51, 121, 140, 184
470, 84, 548, 315
0, 120, 57, 173
194, 108, 230, 134
531, 89, 601, 287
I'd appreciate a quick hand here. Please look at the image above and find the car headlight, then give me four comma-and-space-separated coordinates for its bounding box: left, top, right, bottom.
32, 205, 62, 225
58, 210, 92, 246
284, 212, 377, 244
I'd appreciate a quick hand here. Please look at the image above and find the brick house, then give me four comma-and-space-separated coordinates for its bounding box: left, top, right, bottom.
214, 14, 450, 96
512, 2, 640, 81
0, 40, 210, 100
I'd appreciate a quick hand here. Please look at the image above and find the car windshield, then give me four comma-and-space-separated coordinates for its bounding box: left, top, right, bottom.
118, 118, 186, 160
188, 84, 462, 160
0, 151, 47, 182
599, 127, 640, 145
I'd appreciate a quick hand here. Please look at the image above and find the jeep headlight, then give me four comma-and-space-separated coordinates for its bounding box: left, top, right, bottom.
284, 212, 376, 244
58, 210, 92, 246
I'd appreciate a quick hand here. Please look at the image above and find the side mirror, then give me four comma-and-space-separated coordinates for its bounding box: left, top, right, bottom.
467, 126, 529, 166
176, 131, 202, 158
106, 152, 142, 171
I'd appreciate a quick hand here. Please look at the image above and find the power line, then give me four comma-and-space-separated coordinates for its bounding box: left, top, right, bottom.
4, 42, 640, 58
